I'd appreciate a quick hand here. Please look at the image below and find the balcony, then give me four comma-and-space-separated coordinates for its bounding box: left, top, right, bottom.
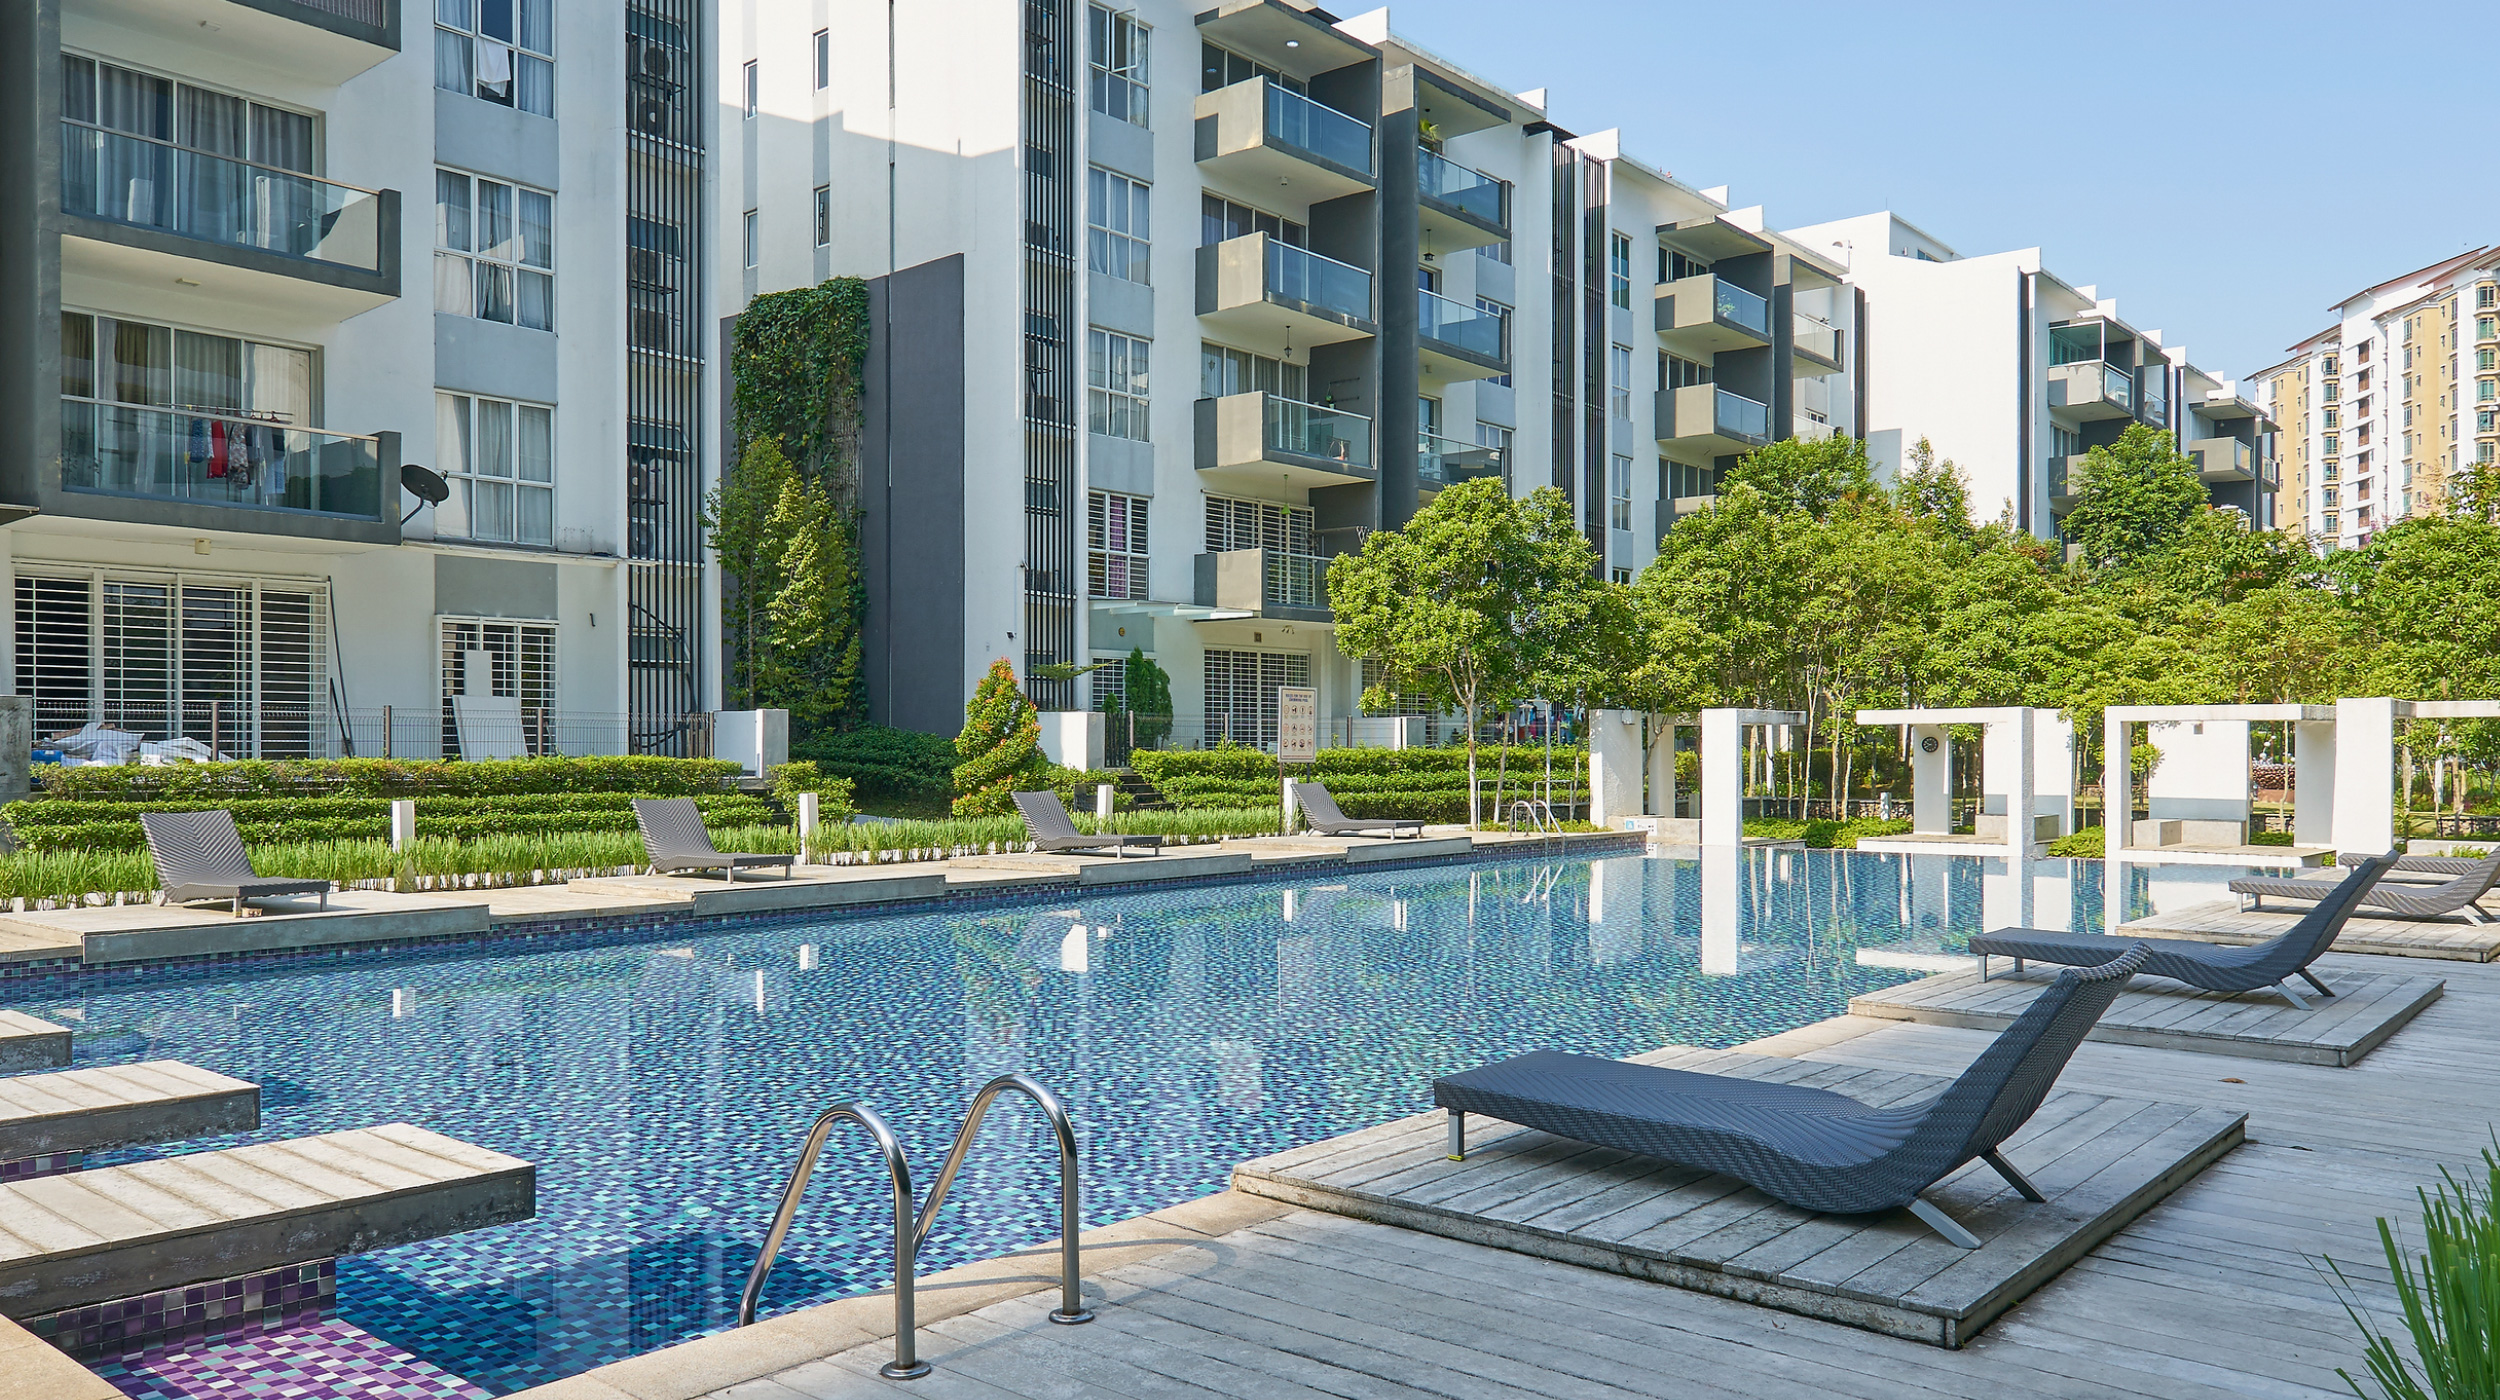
2048, 360, 2134, 420
1655, 275, 1770, 356
2136, 377, 2169, 426
1415, 146, 1508, 251
1655, 384, 1770, 459
2048, 455, 2081, 509
1195, 393, 1375, 491
1417, 288, 1508, 379
72, 0, 399, 84
1197, 233, 1374, 347
1194, 79, 1373, 202
1194, 548, 1330, 621
1194, 0, 1376, 79
1790, 313, 1844, 377
1417, 430, 1504, 495
2190, 436, 2256, 482
60, 398, 393, 525
60, 122, 399, 314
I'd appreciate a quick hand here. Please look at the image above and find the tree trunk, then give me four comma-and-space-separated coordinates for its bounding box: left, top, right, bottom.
1465, 695, 1480, 830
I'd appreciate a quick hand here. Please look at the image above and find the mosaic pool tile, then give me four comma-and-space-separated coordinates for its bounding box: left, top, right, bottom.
13, 847, 2151, 1395
32, 1261, 333, 1362
90, 1317, 487, 1400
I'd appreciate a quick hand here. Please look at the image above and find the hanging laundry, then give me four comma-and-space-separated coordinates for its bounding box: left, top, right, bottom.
207, 419, 229, 478
478, 40, 514, 94
229, 421, 255, 489
263, 427, 287, 499
187, 413, 212, 469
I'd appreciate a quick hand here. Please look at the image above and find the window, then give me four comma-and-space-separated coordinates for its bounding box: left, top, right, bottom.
2051, 425, 2082, 460
2481, 348, 2497, 373
813, 29, 829, 89
1609, 344, 1633, 419
813, 186, 830, 246
1666, 250, 1711, 283
1089, 5, 1149, 126
742, 60, 757, 116
1611, 568, 1632, 585
2322, 433, 2339, 454
1087, 491, 1149, 600
439, 619, 554, 756
2322, 487, 2340, 507
435, 0, 552, 117
435, 392, 553, 546
2482, 286, 2497, 310
2481, 316, 2497, 340
1201, 196, 1303, 248
1661, 354, 1711, 390
1200, 344, 1305, 400
1203, 649, 1309, 750
1201, 43, 1304, 95
1476, 240, 1512, 266
1608, 232, 1632, 310
2480, 409, 2496, 433
57, 311, 320, 511
1475, 421, 1512, 465
1090, 655, 1130, 713
59, 57, 320, 180
626, 216, 685, 353
2483, 379, 2499, 404
1087, 168, 1150, 283
436, 170, 553, 330
1088, 329, 1149, 440
2321, 355, 2339, 375
2323, 408, 2338, 430
1476, 298, 1513, 387
742, 209, 758, 267
1205, 496, 1315, 555
1608, 454, 1632, 532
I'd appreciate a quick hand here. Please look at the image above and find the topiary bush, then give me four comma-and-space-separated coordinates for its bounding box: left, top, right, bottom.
952, 659, 1046, 816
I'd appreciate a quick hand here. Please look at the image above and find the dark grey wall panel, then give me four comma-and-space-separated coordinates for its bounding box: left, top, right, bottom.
861, 255, 967, 735
435, 554, 558, 619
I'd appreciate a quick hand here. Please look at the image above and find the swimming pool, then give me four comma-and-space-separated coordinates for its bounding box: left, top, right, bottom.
21, 848, 2145, 1394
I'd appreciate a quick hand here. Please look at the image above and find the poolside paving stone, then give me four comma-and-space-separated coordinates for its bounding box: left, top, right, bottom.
0, 1060, 258, 1160
0, 1011, 71, 1072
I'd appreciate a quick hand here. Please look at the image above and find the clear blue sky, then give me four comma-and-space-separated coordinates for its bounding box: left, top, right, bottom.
1388, 0, 2495, 383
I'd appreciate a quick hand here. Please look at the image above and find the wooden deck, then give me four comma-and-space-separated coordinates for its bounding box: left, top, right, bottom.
1228, 1049, 2241, 1348
1848, 959, 2443, 1066
0, 1123, 532, 1317
0, 1012, 70, 1073
0, 1061, 258, 1160
2125, 898, 2500, 961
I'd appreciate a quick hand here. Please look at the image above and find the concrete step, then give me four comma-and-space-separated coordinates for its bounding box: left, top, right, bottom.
0, 1061, 257, 1162
0, 1123, 533, 1318
0, 1013, 70, 1074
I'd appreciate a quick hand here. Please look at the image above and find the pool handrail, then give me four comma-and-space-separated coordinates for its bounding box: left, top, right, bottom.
736, 1073, 1090, 1380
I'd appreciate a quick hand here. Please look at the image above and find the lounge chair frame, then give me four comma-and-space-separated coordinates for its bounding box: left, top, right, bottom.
1289, 781, 1425, 839
1012, 791, 1161, 857
140, 810, 331, 917
1435, 945, 2147, 1249
632, 797, 795, 881
2231, 849, 2498, 926
1973, 852, 2400, 1010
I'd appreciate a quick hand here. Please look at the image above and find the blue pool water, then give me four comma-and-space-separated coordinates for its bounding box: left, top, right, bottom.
16, 848, 2139, 1393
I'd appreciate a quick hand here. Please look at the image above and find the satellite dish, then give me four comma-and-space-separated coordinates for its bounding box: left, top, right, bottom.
400, 464, 451, 523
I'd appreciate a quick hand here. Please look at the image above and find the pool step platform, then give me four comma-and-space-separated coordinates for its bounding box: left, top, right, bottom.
0, 1123, 534, 1318
0, 1061, 259, 1162
0, 1013, 71, 1073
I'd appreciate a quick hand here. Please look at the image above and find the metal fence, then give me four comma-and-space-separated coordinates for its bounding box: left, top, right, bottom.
32, 702, 714, 762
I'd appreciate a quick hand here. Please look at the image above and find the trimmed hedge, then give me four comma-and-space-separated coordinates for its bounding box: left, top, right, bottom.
32, 756, 744, 802
792, 726, 957, 803
7, 793, 782, 853
1742, 816, 1913, 850
1132, 745, 1589, 784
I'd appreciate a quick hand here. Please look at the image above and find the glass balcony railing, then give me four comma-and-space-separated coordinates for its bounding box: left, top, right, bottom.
60, 398, 384, 518
1265, 396, 1371, 469
60, 123, 387, 275
1792, 313, 1840, 362
1418, 288, 1508, 361
1416, 146, 1508, 226
1715, 388, 1769, 441
1714, 280, 1769, 337
1266, 240, 1371, 321
2099, 363, 2135, 410
1265, 85, 1372, 175
1418, 430, 1504, 490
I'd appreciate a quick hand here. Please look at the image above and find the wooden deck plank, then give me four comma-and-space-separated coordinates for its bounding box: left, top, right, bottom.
0, 1060, 256, 1160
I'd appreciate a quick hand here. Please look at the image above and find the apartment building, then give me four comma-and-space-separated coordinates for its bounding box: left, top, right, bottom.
727, 0, 1861, 738
1782, 212, 2274, 539
0, 0, 712, 760
2253, 247, 2499, 548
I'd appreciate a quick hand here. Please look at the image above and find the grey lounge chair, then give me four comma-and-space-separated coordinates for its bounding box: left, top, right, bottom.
1290, 781, 1425, 839
2338, 850, 2496, 881
1434, 945, 2149, 1249
631, 797, 795, 881
1012, 791, 1161, 857
1972, 852, 2399, 1010
140, 811, 330, 917
2231, 848, 2498, 925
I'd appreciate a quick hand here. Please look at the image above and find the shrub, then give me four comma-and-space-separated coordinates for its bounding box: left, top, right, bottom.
952, 660, 1046, 816
2248, 830, 2295, 847
766, 762, 858, 822
31, 756, 743, 802
792, 725, 957, 803
2046, 826, 2106, 858
3, 793, 779, 853
2330, 1142, 2500, 1400
1742, 817, 1913, 849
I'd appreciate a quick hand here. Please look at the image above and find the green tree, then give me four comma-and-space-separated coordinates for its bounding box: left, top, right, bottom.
1721, 433, 1878, 518
2059, 425, 2206, 572
1328, 478, 1601, 826
703, 438, 866, 732
1119, 647, 1172, 751
952, 658, 1046, 816
1895, 437, 1976, 542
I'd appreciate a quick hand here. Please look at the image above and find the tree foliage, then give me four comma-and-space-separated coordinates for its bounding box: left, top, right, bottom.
951, 659, 1045, 816
2060, 425, 2207, 573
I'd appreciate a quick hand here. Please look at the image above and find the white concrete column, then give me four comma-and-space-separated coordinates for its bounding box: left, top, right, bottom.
1700, 709, 1745, 847
1699, 841, 1740, 975
2033, 709, 2075, 837
2334, 697, 2398, 855
1038, 711, 1106, 771
2106, 713, 2133, 850
2004, 708, 2036, 857
1587, 710, 1643, 828
1909, 724, 1951, 834
2294, 719, 2338, 847
389, 799, 416, 850
1648, 719, 1679, 817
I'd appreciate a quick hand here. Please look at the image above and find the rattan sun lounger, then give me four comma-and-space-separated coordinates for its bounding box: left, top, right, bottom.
1972, 852, 2399, 1009
2231, 849, 2497, 925
2338, 850, 2497, 880
1434, 945, 2149, 1249
141, 810, 331, 917
631, 797, 795, 881
1289, 781, 1425, 838
1012, 791, 1161, 856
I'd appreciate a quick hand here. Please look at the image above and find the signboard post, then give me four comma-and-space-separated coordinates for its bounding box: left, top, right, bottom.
1277, 685, 1318, 833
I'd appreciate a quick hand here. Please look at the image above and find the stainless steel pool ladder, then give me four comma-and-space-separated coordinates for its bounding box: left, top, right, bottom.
736, 1072, 1092, 1379
1508, 798, 1559, 835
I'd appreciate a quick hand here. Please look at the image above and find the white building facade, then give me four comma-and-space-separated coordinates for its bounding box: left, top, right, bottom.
0, 0, 714, 760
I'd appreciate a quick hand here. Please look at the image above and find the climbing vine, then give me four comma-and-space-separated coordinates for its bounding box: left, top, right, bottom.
712, 278, 873, 735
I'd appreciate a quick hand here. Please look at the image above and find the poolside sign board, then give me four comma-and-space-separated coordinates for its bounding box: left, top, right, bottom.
1277, 686, 1318, 764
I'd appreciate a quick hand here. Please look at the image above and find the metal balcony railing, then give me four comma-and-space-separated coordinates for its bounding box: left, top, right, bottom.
1416, 146, 1507, 226
1265, 240, 1371, 320
1419, 288, 1507, 361
1418, 430, 1503, 489
1265, 396, 1371, 468
1265, 85, 1371, 174
1714, 281, 1769, 336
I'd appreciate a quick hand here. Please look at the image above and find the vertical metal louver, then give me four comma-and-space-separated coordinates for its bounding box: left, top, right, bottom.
1021, 0, 1078, 708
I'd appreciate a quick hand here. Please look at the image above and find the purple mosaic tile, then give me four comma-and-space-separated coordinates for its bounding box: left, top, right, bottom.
0, 1149, 82, 1181
90, 1317, 487, 1400
31, 1261, 333, 1362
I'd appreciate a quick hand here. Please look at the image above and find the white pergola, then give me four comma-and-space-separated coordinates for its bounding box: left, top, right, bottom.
1588, 707, 1807, 846
1853, 706, 2075, 856
2104, 702, 2336, 857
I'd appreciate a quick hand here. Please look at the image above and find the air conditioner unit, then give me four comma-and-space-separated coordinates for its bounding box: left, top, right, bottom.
631, 309, 673, 351
628, 520, 657, 557
629, 34, 676, 84
628, 464, 664, 503
628, 247, 674, 289
634, 96, 673, 137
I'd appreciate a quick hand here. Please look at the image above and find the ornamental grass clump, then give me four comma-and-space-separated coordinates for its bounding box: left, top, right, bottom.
2331, 1142, 2500, 1400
